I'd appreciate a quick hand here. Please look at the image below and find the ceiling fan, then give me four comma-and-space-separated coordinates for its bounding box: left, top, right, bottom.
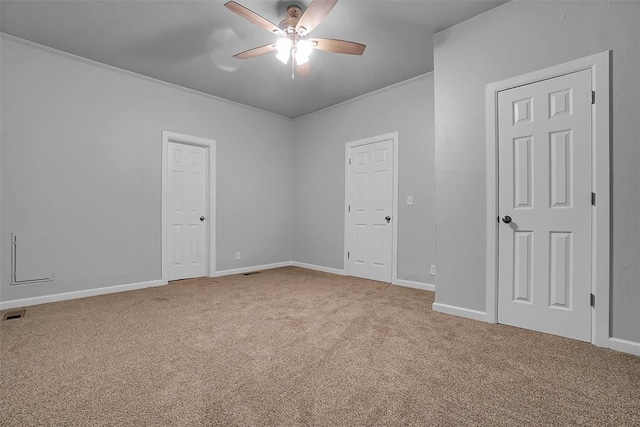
224, 0, 366, 79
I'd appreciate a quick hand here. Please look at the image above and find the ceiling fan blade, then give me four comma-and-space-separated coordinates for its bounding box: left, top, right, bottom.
233, 43, 277, 59
310, 38, 366, 55
296, 61, 311, 78
225, 1, 285, 36
295, 0, 338, 35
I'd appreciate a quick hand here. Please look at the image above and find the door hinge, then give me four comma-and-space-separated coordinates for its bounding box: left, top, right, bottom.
590, 293, 595, 307
591, 192, 596, 206
591, 90, 595, 105
348, 205, 351, 212
347, 251, 350, 259
348, 158, 351, 165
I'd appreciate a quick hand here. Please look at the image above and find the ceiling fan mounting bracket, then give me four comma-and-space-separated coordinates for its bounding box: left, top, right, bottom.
286, 5, 303, 18
277, 5, 304, 31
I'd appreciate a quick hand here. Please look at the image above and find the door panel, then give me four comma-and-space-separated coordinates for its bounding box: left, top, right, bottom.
513, 230, 533, 303
347, 139, 393, 282
168, 143, 207, 280
514, 136, 533, 208
355, 225, 367, 264
549, 231, 571, 308
498, 69, 592, 341
170, 224, 183, 267
550, 130, 572, 207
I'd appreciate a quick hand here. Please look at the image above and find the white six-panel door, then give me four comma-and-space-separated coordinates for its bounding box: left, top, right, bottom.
167, 142, 207, 280
497, 69, 592, 341
347, 139, 393, 282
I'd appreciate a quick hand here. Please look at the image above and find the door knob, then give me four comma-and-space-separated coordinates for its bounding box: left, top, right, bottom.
502, 216, 512, 224
200, 216, 205, 221
385, 216, 391, 223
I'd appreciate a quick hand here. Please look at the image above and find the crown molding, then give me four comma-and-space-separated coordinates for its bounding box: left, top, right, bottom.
0, 32, 293, 121
293, 71, 433, 120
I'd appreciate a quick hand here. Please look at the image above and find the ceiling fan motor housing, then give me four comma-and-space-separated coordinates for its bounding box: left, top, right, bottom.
286, 5, 303, 18
279, 5, 305, 33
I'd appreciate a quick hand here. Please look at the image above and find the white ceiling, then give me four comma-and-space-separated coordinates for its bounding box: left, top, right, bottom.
0, 0, 505, 118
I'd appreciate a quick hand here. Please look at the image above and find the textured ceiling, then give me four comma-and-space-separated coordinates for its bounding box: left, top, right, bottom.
0, 0, 505, 118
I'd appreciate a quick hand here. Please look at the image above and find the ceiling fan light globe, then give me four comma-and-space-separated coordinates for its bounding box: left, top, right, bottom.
297, 39, 313, 58
295, 52, 310, 66
275, 38, 292, 64
276, 37, 292, 53
276, 50, 290, 64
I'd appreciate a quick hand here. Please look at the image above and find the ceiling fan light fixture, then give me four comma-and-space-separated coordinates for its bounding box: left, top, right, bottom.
276, 49, 291, 64
295, 38, 313, 66
297, 39, 313, 58
276, 38, 292, 64
295, 51, 310, 66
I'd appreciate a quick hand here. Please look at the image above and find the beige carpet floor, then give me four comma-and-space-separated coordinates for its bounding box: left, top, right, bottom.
1, 267, 638, 426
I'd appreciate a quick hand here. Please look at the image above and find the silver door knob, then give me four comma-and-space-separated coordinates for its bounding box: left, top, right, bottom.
200, 216, 205, 221
502, 216, 512, 224
385, 216, 391, 223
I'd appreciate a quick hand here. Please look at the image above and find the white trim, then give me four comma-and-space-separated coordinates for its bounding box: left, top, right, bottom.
0, 35, 2, 290
2, 32, 431, 122
291, 261, 346, 276
214, 261, 292, 277
295, 72, 433, 120
0, 280, 167, 311
0, 33, 290, 121
432, 303, 487, 322
394, 279, 435, 292
344, 132, 399, 284
485, 51, 611, 347
608, 338, 640, 357
162, 131, 217, 282
1, 33, 433, 122
392, 135, 400, 285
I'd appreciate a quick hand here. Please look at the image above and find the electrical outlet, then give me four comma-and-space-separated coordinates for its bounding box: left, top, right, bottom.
235, 251, 241, 260
430, 264, 437, 276
407, 195, 414, 206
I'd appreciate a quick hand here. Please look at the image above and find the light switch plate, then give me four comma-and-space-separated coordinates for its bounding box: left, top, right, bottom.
407, 195, 413, 206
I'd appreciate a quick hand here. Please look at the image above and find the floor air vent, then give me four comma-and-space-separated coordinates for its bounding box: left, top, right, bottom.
243, 271, 260, 276
3, 310, 25, 321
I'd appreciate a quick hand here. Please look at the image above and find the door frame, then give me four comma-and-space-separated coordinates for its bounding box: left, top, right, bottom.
485, 51, 610, 347
344, 132, 399, 283
161, 131, 216, 282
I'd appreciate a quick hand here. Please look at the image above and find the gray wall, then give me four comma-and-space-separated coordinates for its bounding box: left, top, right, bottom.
0, 36, 435, 305
0, 36, 293, 301
293, 75, 435, 284
433, 1, 640, 341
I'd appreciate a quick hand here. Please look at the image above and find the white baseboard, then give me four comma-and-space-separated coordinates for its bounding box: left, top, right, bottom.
213, 261, 293, 277
609, 337, 640, 356
432, 302, 487, 322
394, 279, 435, 292
291, 261, 346, 276
0, 279, 168, 311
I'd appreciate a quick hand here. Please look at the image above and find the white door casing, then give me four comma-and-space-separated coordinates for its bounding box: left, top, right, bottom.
486, 51, 610, 347
497, 69, 592, 341
345, 133, 398, 283
162, 131, 216, 282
